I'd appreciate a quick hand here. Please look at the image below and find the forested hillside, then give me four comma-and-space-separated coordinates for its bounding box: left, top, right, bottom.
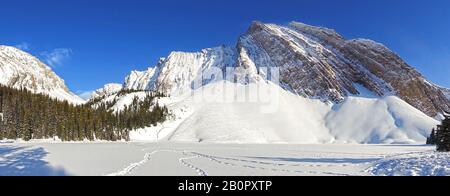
0, 85, 168, 141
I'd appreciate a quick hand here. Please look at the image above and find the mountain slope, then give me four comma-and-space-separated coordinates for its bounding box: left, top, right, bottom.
239, 21, 450, 117
439, 87, 450, 101
164, 81, 438, 144
0, 45, 84, 104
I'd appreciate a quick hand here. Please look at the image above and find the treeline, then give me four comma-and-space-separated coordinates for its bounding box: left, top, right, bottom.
0, 85, 169, 141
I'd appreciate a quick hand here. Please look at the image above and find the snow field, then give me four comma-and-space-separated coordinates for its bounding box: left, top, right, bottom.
0, 142, 440, 176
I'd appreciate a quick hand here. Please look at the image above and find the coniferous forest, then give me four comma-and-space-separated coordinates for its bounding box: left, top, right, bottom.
0, 85, 169, 141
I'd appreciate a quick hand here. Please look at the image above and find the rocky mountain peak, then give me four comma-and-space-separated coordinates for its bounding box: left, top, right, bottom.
119, 21, 450, 117
0, 45, 84, 104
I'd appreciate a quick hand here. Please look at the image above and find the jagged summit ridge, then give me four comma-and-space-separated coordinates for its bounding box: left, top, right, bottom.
123, 46, 236, 95
90, 83, 123, 100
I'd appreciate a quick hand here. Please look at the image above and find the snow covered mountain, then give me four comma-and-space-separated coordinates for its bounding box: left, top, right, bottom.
123, 46, 236, 96
90, 83, 123, 100
123, 21, 449, 117
238, 21, 449, 117
0, 45, 84, 104
93, 21, 449, 144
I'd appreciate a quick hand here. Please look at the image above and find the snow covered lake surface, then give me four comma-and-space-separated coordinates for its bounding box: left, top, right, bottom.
1, 142, 447, 176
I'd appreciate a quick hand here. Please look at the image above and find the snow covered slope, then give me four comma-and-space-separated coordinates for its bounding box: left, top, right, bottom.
0, 45, 84, 104
166, 81, 331, 143
90, 83, 123, 100
326, 96, 435, 144
155, 81, 438, 144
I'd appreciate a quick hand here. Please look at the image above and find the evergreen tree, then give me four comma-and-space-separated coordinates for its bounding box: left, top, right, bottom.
435, 112, 450, 152
0, 85, 169, 141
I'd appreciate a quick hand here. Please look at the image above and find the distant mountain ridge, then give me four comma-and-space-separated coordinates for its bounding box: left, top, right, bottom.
120, 21, 449, 117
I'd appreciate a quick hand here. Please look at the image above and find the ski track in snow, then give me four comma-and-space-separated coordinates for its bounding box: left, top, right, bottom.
104, 148, 446, 176
189, 151, 352, 176
179, 152, 208, 176
106, 149, 356, 176
107, 149, 209, 176
106, 152, 153, 176
106, 149, 177, 176
108, 149, 425, 176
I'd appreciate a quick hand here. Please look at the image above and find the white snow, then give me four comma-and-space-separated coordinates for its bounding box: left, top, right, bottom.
1, 142, 441, 176
368, 151, 450, 176
326, 96, 436, 144
89, 83, 123, 100
128, 81, 438, 144
166, 81, 332, 143
89, 91, 152, 112
123, 67, 160, 91
112, 92, 151, 112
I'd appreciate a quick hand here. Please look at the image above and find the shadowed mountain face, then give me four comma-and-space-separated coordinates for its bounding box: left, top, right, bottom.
122, 21, 449, 117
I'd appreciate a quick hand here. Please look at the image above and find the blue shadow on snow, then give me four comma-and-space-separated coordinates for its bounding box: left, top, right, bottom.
0, 146, 70, 176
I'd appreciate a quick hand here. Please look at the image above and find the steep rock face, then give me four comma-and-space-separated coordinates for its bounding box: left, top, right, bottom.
340, 39, 450, 117
238, 21, 449, 116
0, 45, 84, 104
238, 22, 362, 102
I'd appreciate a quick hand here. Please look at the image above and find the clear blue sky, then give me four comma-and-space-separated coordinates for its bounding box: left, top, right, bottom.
1, 0, 450, 95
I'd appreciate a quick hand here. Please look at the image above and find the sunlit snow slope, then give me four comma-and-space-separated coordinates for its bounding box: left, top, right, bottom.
154, 81, 438, 144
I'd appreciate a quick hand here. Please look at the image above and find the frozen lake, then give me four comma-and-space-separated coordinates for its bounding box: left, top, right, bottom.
0, 142, 445, 176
